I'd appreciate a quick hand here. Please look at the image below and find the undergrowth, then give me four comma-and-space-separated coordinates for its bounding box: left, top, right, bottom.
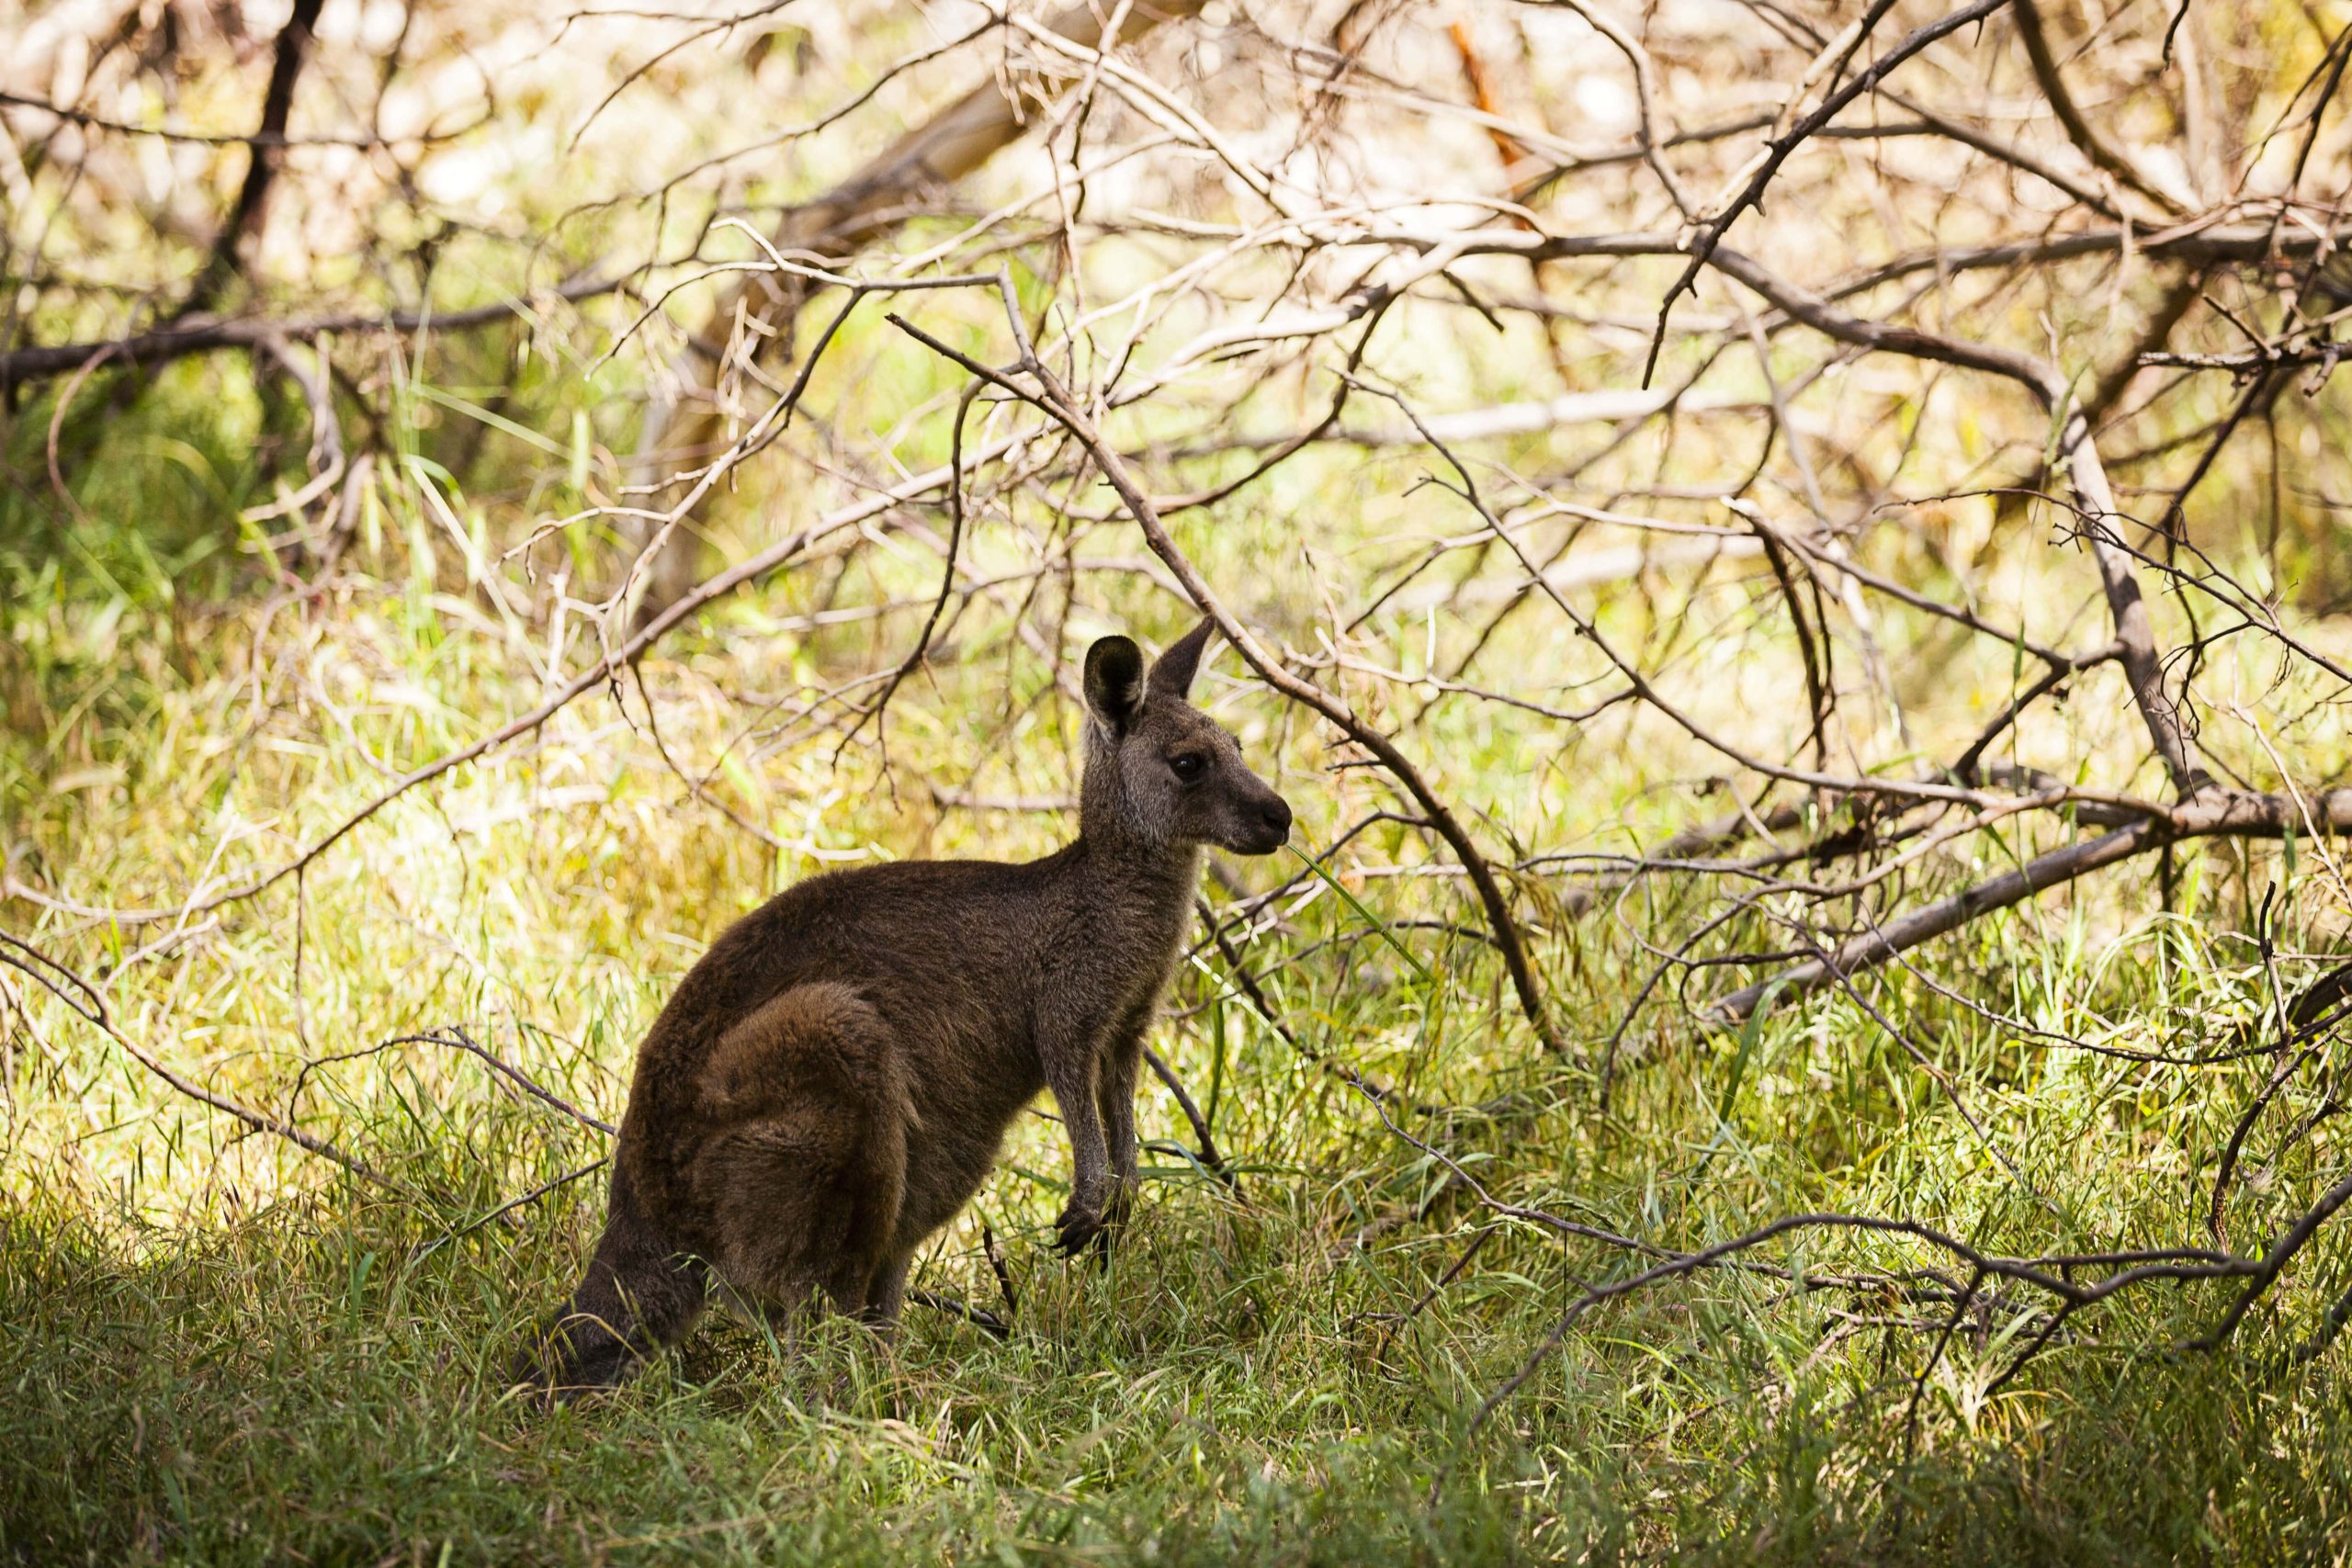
3, 338, 2350, 1567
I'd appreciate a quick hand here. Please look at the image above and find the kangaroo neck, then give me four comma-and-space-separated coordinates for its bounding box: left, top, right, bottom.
1068, 745, 1203, 922
1068, 772, 1202, 915
1063, 824, 1202, 912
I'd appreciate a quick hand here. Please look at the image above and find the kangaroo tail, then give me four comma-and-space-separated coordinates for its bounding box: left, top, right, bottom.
513, 1161, 707, 1401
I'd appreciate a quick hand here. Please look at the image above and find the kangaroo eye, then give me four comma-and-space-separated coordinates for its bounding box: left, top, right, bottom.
1169, 754, 1205, 782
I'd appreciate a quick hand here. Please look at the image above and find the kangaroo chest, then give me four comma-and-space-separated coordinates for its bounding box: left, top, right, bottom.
1039, 871, 1195, 1029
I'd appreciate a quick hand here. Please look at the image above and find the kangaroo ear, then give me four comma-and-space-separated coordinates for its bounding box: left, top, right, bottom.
1082, 636, 1147, 734
1147, 615, 1216, 700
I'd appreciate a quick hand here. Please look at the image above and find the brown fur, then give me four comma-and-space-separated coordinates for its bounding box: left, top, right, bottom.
516, 620, 1291, 1397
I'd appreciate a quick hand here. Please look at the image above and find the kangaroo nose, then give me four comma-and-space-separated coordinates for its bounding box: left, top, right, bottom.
1262, 796, 1293, 838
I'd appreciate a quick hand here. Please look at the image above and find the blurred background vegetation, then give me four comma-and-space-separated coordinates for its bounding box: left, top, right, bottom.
3, 0, 2350, 1560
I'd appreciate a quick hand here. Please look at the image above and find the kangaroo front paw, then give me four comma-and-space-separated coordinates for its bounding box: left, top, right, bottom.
1053, 1198, 1106, 1258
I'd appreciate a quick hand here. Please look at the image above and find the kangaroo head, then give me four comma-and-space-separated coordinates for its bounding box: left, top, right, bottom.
1080, 618, 1294, 856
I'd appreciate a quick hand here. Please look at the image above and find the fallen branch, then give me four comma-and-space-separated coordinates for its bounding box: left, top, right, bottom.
418, 1156, 611, 1258
289, 1024, 616, 1136
1453, 1201, 2326, 1460
906, 1288, 1013, 1340
1142, 1043, 1238, 1191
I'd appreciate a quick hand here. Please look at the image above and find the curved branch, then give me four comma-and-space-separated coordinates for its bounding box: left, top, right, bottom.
886, 299, 1564, 1052
0, 932, 392, 1188
2012, 0, 2189, 215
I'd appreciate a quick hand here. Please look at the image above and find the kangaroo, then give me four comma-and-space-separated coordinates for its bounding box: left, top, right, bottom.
516, 619, 1292, 1396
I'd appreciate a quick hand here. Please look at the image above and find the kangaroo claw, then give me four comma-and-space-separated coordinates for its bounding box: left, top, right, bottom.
1054, 1200, 1105, 1258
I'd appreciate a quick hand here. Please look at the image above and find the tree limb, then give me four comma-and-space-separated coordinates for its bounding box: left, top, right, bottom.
1711, 790, 2352, 1018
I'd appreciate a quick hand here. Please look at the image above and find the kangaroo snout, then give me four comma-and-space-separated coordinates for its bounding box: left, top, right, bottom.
1234, 790, 1293, 855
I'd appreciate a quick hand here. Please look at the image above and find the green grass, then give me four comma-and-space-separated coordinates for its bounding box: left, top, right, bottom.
5, 318, 2352, 1566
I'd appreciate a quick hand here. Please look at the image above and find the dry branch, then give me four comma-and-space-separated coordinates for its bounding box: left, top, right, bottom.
0, 276, 625, 392
1713, 791, 2352, 1018
83, 451, 1010, 925
2011, 0, 2188, 215
0, 932, 391, 1188
175, 0, 327, 319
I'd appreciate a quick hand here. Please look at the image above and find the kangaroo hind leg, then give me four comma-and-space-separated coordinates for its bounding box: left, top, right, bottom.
693, 983, 910, 1328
